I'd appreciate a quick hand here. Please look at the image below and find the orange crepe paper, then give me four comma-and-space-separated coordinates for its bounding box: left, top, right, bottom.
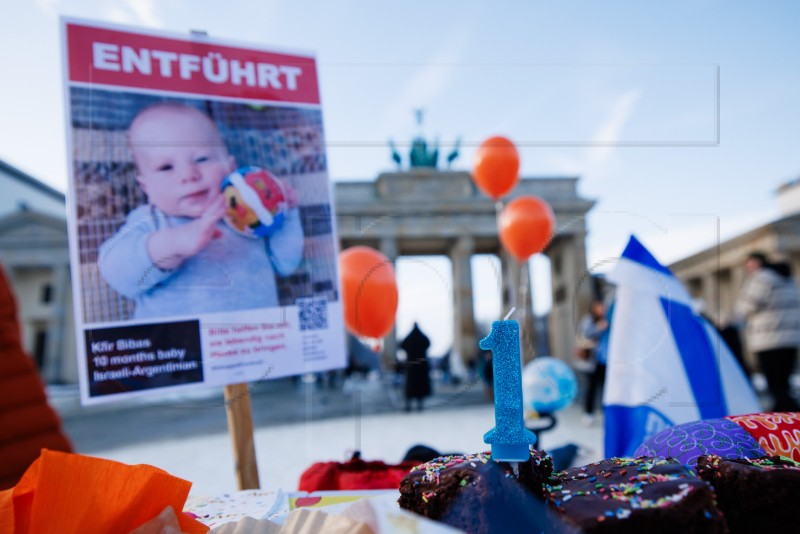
0, 449, 208, 534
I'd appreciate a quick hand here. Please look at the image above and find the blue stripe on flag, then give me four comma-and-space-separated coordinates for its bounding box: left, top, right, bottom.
604, 405, 674, 457
620, 235, 673, 276
659, 298, 728, 419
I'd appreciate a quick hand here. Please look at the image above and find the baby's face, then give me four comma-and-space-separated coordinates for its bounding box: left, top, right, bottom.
131, 108, 235, 218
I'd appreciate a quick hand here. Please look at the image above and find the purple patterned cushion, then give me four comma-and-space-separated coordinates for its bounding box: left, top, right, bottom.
635, 418, 766, 466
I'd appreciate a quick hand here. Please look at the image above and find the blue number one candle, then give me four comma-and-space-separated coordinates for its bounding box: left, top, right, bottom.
480, 315, 536, 461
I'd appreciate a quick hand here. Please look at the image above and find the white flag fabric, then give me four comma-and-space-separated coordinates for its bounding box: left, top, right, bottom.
603, 235, 760, 457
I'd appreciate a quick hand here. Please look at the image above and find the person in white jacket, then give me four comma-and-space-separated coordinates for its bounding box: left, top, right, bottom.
734, 252, 800, 411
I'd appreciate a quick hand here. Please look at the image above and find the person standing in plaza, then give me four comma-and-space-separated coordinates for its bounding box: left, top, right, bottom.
734, 252, 800, 412
577, 299, 610, 425
400, 322, 432, 412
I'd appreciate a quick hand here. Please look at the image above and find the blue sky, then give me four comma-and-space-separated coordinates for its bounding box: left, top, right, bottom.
3, 1, 799, 354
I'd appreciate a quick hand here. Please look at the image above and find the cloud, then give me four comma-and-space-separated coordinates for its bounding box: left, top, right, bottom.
583, 88, 642, 181
518, 88, 642, 186
104, 0, 162, 27
537, 152, 584, 175
34, 0, 60, 17
382, 21, 471, 132
126, 0, 161, 27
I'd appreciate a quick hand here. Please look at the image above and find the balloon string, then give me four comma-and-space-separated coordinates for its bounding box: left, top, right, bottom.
495, 199, 514, 322
495, 197, 533, 357
520, 260, 531, 359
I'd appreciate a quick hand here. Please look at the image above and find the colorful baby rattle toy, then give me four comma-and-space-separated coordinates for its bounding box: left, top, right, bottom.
221, 166, 288, 238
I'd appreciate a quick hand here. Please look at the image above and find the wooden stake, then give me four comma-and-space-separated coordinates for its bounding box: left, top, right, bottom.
223, 383, 260, 489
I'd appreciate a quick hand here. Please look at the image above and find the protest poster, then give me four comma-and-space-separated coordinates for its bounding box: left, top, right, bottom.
62, 18, 345, 404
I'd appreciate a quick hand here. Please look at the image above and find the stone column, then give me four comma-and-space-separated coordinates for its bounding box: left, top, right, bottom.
450, 236, 475, 377
717, 268, 733, 323
547, 240, 568, 361
701, 272, 717, 323
46, 263, 70, 383
379, 237, 399, 369
547, 234, 589, 362
790, 253, 800, 287
558, 239, 574, 362
570, 232, 591, 316
727, 262, 747, 312
730, 264, 756, 368
519, 260, 537, 363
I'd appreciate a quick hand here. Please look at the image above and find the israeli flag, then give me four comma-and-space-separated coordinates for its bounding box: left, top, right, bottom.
603, 235, 760, 457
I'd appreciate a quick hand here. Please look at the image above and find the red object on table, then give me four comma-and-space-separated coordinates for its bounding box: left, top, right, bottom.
299, 454, 418, 491
726, 412, 800, 462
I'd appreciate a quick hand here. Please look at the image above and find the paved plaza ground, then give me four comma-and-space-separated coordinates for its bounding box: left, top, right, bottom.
50, 374, 606, 495
50, 369, 789, 496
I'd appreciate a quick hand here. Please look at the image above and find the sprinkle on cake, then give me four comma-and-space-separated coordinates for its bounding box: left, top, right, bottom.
399, 449, 554, 533
546, 457, 727, 533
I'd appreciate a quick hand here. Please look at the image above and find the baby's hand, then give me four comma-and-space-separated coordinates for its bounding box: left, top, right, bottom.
179, 195, 226, 256
147, 195, 226, 271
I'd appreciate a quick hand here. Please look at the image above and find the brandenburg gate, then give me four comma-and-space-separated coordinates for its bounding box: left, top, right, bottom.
333, 161, 595, 368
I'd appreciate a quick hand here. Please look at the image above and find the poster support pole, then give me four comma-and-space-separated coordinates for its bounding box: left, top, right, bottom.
223, 383, 260, 489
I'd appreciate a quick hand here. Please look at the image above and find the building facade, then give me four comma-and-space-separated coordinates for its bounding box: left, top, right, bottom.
670, 180, 800, 367
0, 161, 75, 383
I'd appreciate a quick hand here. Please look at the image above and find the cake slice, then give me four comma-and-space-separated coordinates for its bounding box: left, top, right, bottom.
546, 457, 727, 533
696, 454, 800, 533
398, 449, 553, 533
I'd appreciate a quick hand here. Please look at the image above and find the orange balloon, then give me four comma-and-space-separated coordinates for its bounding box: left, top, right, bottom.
499, 196, 555, 261
340, 246, 398, 338
472, 136, 520, 200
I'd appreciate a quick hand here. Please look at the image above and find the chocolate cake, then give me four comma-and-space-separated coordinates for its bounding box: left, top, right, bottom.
696, 454, 800, 533
398, 449, 553, 533
545, 457, 727, 533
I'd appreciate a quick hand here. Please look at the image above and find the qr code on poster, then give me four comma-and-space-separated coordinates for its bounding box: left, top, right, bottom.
297, 297, 328, 331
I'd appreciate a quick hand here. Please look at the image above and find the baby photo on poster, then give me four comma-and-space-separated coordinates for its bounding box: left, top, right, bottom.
63, 19, 345, 403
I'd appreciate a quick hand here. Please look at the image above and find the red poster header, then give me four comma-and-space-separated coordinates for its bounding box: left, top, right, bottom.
66, 23, 320, 105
